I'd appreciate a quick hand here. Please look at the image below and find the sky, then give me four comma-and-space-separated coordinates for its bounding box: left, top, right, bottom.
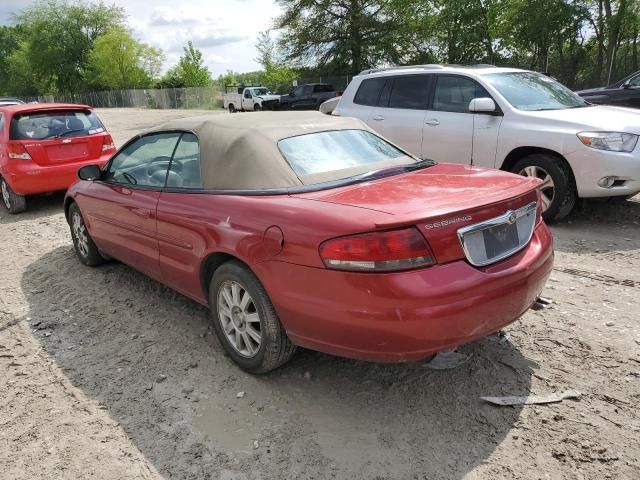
0, 0, 282, 77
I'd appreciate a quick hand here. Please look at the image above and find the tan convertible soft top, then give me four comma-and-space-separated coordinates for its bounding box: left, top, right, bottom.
149, 111, 407, 190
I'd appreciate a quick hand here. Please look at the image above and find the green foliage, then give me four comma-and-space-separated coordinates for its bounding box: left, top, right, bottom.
0, 26, 20, 95
277, 0, 640, 88
159, 42, 212, 88
2, 0, 640, 97
274, 0, 410, 74
10, 0, 127, 93
87, 28, 163, 89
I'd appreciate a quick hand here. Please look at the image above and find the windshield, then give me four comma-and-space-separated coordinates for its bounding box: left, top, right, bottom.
483, 72, 589, 111
10, 110, 104, 140
251, 88, 271, 96
278, 129, 417, 178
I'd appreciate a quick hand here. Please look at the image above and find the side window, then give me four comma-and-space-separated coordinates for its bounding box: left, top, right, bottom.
293, 86, 304, 96
388, 75, 429, 109
303, 85, 313, 95
353, 77, 386, 106
630, 74, 640, 87
0, 113, 4, 133
314, 84, 334, 93
167, 133, 202, 189
244, 90, 252, 99
104, 133, 181, 187
433, 76, 489, 113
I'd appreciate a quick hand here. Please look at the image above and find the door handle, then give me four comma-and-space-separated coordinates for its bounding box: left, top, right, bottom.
373, 115, 385, 121
425, 119, 440, 126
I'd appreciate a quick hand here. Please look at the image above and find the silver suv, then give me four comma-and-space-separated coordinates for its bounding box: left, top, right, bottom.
334, 65, 640, 221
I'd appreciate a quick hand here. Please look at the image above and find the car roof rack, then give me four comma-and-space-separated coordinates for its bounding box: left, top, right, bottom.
358, 64, 446, 75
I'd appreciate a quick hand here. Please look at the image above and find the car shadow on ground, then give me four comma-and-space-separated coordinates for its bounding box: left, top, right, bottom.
551, 197, 640, 255
0, 191, 65, 225
21, 246, 535, 479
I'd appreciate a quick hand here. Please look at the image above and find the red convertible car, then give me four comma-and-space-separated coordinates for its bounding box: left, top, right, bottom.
0, 103, 115, 213
65, 112, 553, 373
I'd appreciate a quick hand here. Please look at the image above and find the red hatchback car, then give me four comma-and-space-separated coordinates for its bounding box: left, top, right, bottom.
65, 112, 553, 373
0, 103, 115, 213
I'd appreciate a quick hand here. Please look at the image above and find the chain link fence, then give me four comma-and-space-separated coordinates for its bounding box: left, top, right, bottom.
18, 76, 354, 109
21, 86, 226, 110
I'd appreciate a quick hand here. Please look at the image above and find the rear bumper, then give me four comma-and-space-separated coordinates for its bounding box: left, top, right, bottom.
1, 155, 110, 195
256, 222, 553, 362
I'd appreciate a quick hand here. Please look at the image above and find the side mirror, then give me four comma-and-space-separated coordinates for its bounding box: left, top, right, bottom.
289, 91, 295, 97
78, 164, 101, 181
622, 81, 631, 89
469, 97, 499, 114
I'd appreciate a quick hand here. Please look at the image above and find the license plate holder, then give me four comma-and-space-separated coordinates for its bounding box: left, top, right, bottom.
483, 222, 519, 259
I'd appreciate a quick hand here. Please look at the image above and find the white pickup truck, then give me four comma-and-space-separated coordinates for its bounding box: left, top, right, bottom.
223, 86, 281, 112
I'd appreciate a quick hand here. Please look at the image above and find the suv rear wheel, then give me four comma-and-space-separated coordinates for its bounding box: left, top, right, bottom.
1, 177, 26, 214
512, 154, 576, 222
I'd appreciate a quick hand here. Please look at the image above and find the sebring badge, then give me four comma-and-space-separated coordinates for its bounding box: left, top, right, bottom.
425, 215, 472, 229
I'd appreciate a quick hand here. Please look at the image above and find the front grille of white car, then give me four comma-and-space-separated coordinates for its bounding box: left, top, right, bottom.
457, 202, 537, 267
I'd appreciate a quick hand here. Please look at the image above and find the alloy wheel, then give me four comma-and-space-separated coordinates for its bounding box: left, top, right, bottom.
72, 211, 89, 258
1, 179, 10, 209
519, 165, 555, 212
217, 280, 262, 358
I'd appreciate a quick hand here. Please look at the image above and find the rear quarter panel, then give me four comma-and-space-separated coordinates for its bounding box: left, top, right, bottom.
155, 192, 395, 304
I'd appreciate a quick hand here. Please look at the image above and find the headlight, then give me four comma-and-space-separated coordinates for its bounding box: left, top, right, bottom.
577, 132, 639, 153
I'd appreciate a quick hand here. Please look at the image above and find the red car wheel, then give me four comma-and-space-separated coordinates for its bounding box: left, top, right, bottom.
1, 177, 26, 214
209, 261, 296, 373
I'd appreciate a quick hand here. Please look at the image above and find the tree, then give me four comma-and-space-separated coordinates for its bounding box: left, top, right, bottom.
160, 42, 211, 88
275, 0, 408, 74
10, 0, 126, 93
87, 27, 163, 90
0, 27, 20, 95
255, 31, 298, 93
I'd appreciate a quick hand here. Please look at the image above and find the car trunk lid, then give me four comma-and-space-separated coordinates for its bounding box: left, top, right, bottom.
296, 163, 541, 264
9, 108, 111, 166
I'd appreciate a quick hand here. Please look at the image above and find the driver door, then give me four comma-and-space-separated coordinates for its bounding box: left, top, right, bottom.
242, 90, 253, 110
611, 74, 640, 108
79, 132, 181, 280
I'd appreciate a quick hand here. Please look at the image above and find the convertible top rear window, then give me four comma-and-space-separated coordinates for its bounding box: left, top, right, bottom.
278, 129, 407, 176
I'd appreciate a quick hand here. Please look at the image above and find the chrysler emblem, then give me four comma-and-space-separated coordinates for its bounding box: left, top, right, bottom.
507, 212, 517, 224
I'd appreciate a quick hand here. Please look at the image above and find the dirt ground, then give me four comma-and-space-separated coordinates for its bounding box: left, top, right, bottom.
1, 108, 639, 480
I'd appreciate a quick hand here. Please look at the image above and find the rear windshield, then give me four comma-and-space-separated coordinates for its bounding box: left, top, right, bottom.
10, 110, 105, 140
278, 129, 407, 176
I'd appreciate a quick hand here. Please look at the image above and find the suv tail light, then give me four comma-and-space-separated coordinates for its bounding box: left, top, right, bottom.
102, 134, 115, 153
7, 141, 32, 160
319, 227, 435, 272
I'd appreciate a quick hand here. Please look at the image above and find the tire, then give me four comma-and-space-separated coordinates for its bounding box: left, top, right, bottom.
68, 202, 105, 266
209, 261, 296, 373
1, 176, 26, 214
228, 104, 236, 113
254, 104, 262, 112
512, 154, 577, 222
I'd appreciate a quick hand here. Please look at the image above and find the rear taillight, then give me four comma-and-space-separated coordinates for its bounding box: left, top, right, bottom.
7, 141, 32, 160
102, 134, 115, 153
319, 227, 435, 272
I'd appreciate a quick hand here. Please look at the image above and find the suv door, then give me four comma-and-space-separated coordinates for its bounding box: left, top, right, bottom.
364, 74, 431, 158
422, 75, 498, 166
611, 73, 640, 108
80, 132, 181, 280
293, 85, 314, 109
